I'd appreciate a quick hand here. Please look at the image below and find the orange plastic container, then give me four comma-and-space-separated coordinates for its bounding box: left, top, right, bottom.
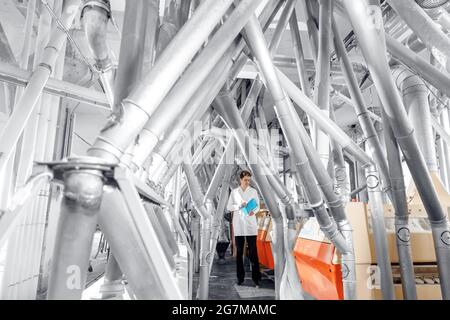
293, 237, 344, 300
257, 229, 268, 267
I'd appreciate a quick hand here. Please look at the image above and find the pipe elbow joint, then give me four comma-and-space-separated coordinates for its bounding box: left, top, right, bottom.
81, 0, 112, 71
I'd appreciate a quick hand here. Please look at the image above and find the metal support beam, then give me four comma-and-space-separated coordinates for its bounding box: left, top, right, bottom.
0, 61, 109, 109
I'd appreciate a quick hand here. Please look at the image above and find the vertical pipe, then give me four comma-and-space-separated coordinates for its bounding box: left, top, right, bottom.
365, 165, 396, 299
268, 0, 297, 56
208, 166, 232, 274
382, 109, 417, 300
386, 0, 450, 73
385, 34, 450, 99
342, 0, 450, 299
313, 0, 332, 168
47, 169, 103, 300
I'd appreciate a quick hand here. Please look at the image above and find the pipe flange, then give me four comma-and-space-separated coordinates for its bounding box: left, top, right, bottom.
397, 227, 411, 243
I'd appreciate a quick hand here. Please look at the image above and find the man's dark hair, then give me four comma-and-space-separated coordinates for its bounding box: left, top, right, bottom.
240, 170, 252, 179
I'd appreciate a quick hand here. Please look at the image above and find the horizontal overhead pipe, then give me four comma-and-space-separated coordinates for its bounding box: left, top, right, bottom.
385, 34, 450, 98
87, 0, 235, 163
342, 0, 450, 300
392, 65, 438, 172
386, 0, 450, 73
243, 15, 349, 254
0, 0, 82, 172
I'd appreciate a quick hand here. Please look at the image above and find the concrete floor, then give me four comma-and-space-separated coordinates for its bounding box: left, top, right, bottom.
193, 250, 276, 300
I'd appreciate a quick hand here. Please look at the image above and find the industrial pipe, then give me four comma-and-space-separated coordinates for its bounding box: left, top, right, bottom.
365, 165, 396, 300
98, 186, 165, 299
47, 165, 104, 299
382, 108, 417, 300
275, 69, 373, 167
81, 0, 115, 107
0, 0, 82, 173
392, 65, 438, 172
313, 0, 332, 168
342, 0, 450, 299
385, 34, 450, 99
213, 90, 286, 299
331, 18, 392, 196
269, 0, 297, 56
243, 15, 349, 254
147, 0, 285, 185
129, 0, 263, 168
87, 0, 235, 163
386, 0, 450, 73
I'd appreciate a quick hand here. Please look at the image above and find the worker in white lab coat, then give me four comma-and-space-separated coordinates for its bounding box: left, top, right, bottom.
227, 170, 261, 287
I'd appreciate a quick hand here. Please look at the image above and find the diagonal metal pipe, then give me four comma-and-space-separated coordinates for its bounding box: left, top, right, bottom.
287, 94, 357, 299
382, 108, 417, 300
243, 15, 349, 253
365, 164, 396, 299
145, 0, 285, 183
331, 18, 392, 197
342, 0, 450, 300
213, 90, 286, 299
269, 0, 297, 56
392, 65, 438, 172
87, 0, 235, 163
275, 69, 373, 167
100, 0, 154, 299
207, 164, 233, 275
386, 0, 450, 73
0, 0, 82, 173
385, 34, 450, 99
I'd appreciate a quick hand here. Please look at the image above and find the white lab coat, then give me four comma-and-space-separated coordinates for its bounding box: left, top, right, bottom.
226, 186, 260, 236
